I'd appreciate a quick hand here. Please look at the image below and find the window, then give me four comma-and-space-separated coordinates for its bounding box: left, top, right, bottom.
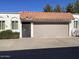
12, 21, 18, 29
0, 21, 5, 30
74, 21, 78, 28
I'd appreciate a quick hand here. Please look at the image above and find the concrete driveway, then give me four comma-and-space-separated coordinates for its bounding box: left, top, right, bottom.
0, 37, 79, 51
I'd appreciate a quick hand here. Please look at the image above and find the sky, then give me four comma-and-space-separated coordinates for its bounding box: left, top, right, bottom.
0, 0, 76, 12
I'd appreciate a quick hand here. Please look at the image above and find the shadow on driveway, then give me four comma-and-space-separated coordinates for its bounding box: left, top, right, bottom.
0, 46, 79, 59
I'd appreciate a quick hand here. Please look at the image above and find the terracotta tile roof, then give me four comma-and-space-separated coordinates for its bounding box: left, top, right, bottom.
20, 12, 74, 22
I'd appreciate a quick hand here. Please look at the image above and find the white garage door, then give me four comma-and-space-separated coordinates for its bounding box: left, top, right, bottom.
33, 23, 69, 37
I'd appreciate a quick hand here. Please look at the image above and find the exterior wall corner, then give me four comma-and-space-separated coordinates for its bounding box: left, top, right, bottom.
31, 22, 33, 38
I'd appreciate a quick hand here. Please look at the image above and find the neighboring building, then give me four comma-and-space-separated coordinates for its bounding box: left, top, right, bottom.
0, 12, 22, 38
70, 14, 79, 36
0, 12, 79, 38
73, 14, 79, 30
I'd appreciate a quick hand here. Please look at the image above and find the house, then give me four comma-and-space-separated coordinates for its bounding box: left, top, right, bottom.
73, 14, 79, 30
0, 12, 78, 38
70, 14, 79, 36
0, 12, 22, 38
20, 12, 74, 38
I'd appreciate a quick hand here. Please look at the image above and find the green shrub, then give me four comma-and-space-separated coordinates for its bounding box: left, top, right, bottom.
0, 30, 19, 39
12, 32, 19, 39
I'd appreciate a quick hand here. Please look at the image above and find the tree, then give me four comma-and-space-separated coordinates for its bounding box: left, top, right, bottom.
43, 4, 53, 12
74, 0, 79, 13
54, 5, 62, 12
66, 3, 74, 13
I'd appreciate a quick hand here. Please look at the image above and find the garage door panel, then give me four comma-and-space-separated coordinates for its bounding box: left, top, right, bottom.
34, 24, 69, 37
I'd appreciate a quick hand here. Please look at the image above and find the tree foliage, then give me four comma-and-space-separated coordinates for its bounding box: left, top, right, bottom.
43, 4, 53, 12
74, 0, 79, 13
66, 3, 74, 13
43, 0, 79, 13
54, 5, 62, 12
